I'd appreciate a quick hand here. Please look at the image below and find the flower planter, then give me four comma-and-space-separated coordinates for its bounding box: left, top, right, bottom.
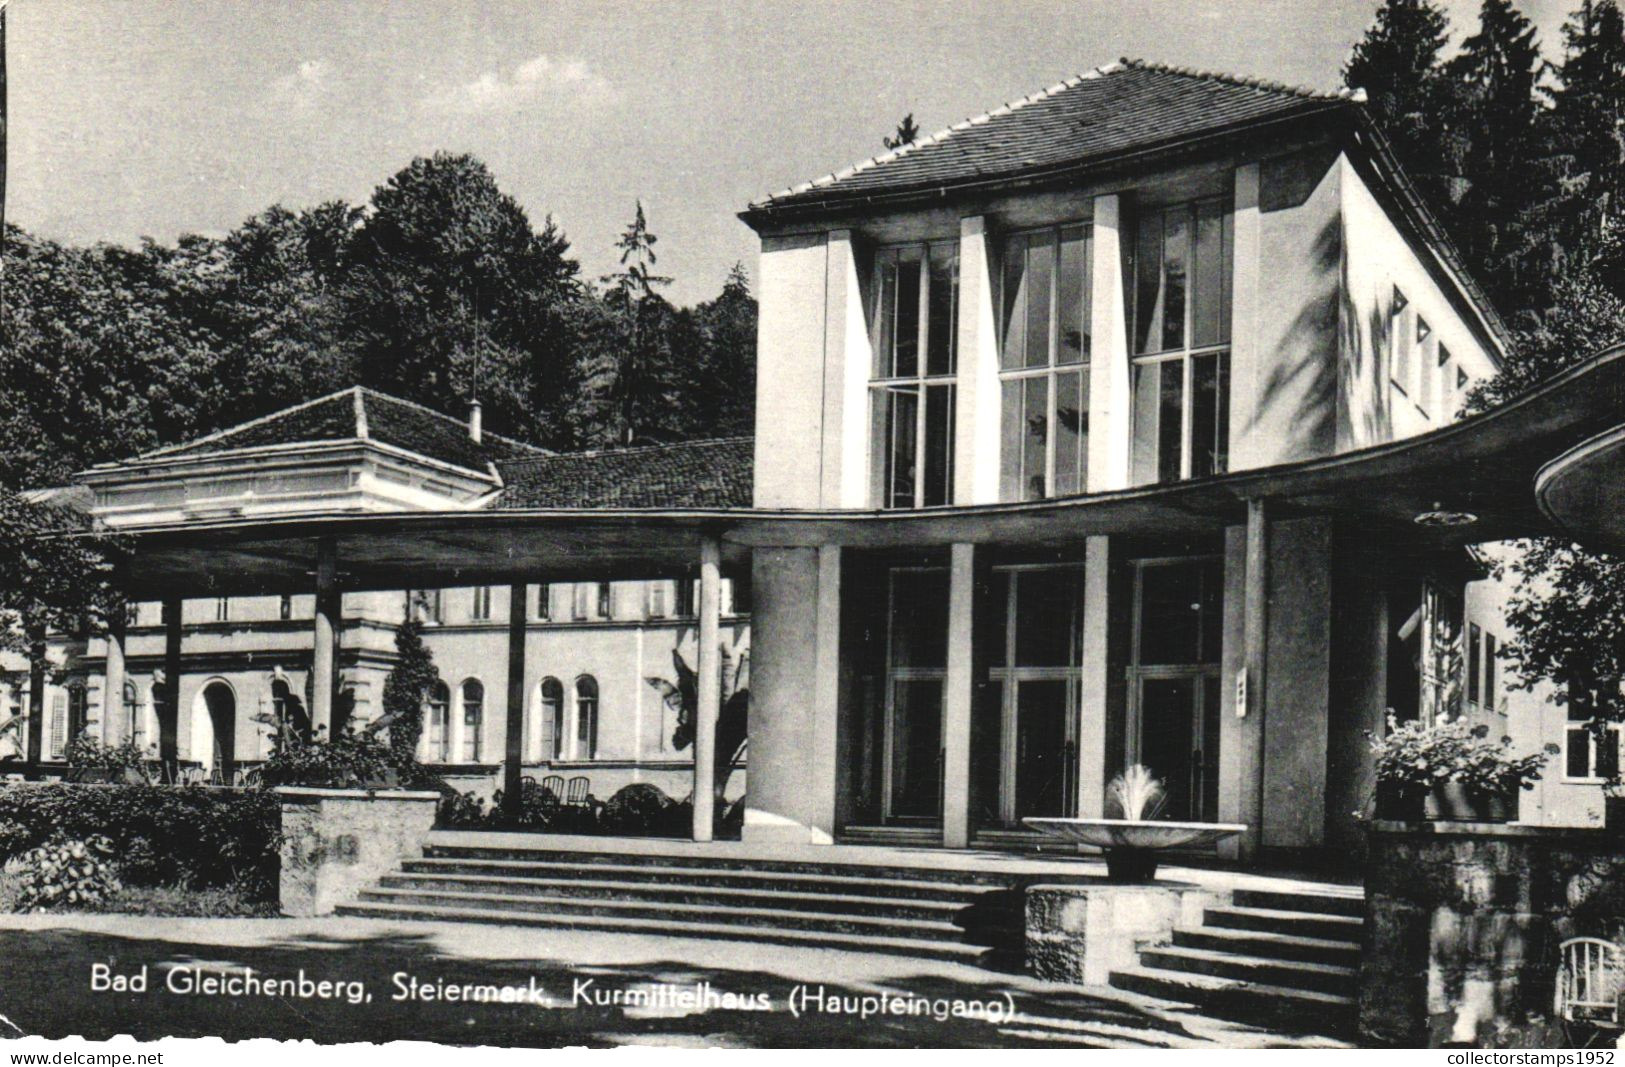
1425, 781, 1515, 823
1374, 781, 1428, 822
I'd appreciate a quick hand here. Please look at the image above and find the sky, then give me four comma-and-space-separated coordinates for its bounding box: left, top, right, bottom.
4, 0, 1579, 305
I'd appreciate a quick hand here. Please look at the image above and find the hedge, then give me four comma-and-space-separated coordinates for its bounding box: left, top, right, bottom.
0, 784, 280, 900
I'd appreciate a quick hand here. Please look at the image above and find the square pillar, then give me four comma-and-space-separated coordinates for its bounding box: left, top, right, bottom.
311, 537, 338, 736
1232, 499, 1270, 861
955, 216, 1002, 505
805, 544, 843, 844
821, 230, 873, 508
1228, 164, 1264, 470
102, 599, 127, 744
692, 537, 722, 842
501, 582, 528, 819
943, 543, 976, 848
1077, 535, 1113, 818
160, 598, 183, 776
1088, 193, 1132, 492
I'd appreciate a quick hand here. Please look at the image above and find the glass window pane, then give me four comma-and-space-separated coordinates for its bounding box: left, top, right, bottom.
1000, 235, 1027, 369
1220, 208, 1234, 343
1468, 623, 1482, 704
895, 249, 922, 378
1134, 213, 1162, 355
1131, 362, 1161, 485
987, 570, 1010, 669
1000, 378, 1025, 502
889, 678, 944, 817
1567, 729, 1592, 778
1014, 568, 1082, 667
1023, 376, 1048, 500
1024, 232, 1055, 368
1138, 561, 1205, 665
887, 387, 918, 509
890, 569, 949, 669
926, 244, 958, 377
923, 384, 954, 507
1484, 633, 1497, 709
1599, 729, 1620, 781
1191, 351, 1229, 478
1054, 369, 1085, 496
1058, 225, 1090, 364
1159, 358, 1184, 483
1193, 201, 1228, 347
874, 251, 898, 376
1161, 209, 1189, 352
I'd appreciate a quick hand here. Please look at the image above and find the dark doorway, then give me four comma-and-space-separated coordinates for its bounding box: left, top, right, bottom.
202, 682, 235, 786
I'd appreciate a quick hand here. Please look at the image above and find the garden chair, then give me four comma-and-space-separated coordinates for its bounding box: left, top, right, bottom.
1555, 937, 1624, 1045
540, 774, 566, 801
564, 776, 591, 808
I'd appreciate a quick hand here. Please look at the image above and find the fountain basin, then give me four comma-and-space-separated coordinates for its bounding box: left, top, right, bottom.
1023, 817, 1249, 881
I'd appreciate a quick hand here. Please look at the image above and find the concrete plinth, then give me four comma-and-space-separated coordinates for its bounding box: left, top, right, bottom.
277, 787, 439, 917
1025, 881, 1219, 986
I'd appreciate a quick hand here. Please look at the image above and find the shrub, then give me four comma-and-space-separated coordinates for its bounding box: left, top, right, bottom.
259, 725, 396, 789
600, 784, 670, 835
434, 788, 488, 829
64, 738, 153, 783
8, 836, 121, 912
0, 783, 280, 899
1368, 712, 1558, 792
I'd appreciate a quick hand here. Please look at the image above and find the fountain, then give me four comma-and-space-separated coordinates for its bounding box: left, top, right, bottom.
1023, 765, 1248, 881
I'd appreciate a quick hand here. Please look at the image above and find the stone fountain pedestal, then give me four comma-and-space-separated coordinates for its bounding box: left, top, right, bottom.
1025, 880, 1223, 985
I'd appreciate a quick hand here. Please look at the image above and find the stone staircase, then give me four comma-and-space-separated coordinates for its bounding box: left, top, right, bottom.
337, 838, 1058, 966
1108, 887, 1364, 1037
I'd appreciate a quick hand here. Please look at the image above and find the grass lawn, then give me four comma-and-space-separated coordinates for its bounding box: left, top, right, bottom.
0, 914, 1351, 1049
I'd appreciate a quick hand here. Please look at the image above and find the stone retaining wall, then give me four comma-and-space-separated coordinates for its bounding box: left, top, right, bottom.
1362, 821, 1625, 1046
277, 787, 440, 917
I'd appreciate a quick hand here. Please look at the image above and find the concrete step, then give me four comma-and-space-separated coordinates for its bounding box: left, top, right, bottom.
1201, 905, 1364, 942
1231, 888, 1364, 918
377, 872, 1015, 923
1108, 965, 1356, 1036
1137, 945, 1356, 996
1172, 925, 1361, 967
401, 857, 1014, 903
355, 886, 1018, 945
335, 899, 997, 963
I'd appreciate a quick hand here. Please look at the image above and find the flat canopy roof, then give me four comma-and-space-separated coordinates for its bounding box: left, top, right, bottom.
107, 344, 1625, 599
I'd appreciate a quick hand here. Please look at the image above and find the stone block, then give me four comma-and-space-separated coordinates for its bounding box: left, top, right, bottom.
1024, 881, 1218, 986
277, 787, 440, 917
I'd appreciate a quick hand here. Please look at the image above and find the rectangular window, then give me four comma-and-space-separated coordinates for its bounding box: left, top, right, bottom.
1467, 622, 1482, 706
536, 583, 551, 621
596, 582, 612, 619
1415, 317, 1434, 417
1484, 632, 1498, 712
1390, 289, 1410, 395
871, 242, 957, 509
471, 586, 492, 621
571, 583, 590, 620
647, 582, 667, 619
1131, 199, 1231, 486
1439, 345, 1454, 418
999, 224, 1091, 501
675, 578, 696, 618
427, 590, 443, 624
215, 597, 230, 623
1567, 696, 1622, 781
279, 595, 293, 621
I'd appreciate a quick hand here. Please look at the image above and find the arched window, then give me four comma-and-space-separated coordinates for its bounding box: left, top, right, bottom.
574, 676, 598, 761
460, 679, 484, 762
425, 681, 451, 763
539, 677, 564, 761
123, 681, 143, 748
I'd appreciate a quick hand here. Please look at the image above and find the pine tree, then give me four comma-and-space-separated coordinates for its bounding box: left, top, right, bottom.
1344, 0, 1460, 216
883, 113, 921, 150
1547, 0, 1625, 281
379, 604, 442, 771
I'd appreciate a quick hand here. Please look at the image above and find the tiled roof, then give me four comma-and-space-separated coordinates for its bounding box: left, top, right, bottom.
140, 387, 546, 476
747, 59, 1362, 214
496, 437, 753, 510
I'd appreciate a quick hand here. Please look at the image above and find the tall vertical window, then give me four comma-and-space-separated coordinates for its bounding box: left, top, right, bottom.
574, 676, 599, 760
999, 224, 1091, 501
66, 684, 88, 745
646, 582, 668, 619
49, 690, 67, 758
870, 242, 957, 509
1467, 622, 1483, 706
596, 582, 612, 619
215, 597, 230, 623
1414, 316, 1434, 418
471, 586, 493, 621
460, 680, 483, 762
675, 578, 696, 618
1131, 199, 1232, 485
1566, 690, 1622, 781
123, 681, 143, 747
535, 584, 551, 621
1484, 632, 1498, 712
425, 682, 450, 763
539, 677, 565, 760
1389, 288, 1411, 395
279, 595, 293, 621
1439, 345, 1455, 418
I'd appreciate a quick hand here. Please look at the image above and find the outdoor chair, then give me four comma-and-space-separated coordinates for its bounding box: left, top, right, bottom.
1555, 937, 1624, 1044
564, 776, 591, 808
541, 774, 566, 800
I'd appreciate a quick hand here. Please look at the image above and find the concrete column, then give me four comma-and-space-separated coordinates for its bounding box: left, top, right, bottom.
1228, 164, 1264, 470
24, 628, 44, 778
1088, 194, 1132, 492
160, 598, 182, 776
821, 230, 873, 508
955, 216, 1002, 505
102, 599, 127, 744
692, 537, 722, 842
943, 543, 976, 848
1238, 499, 1269, 860
501, 583, 528, 819
1077, 535, 1112, 817
805, 545, 843, 844
311, 537, 338, 736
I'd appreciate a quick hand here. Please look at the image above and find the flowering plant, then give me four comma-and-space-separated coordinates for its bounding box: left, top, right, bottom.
8, 835, 121, 911
1367, 712, 1556, 793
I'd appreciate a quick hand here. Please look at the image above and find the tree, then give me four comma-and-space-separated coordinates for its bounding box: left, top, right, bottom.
1544, 0, 1625, 286
883, 113, 921, 150
377, 602, 442, 771
1344, 0, 1461, 217
647, 645, 748, 810
687, 263, 758, 438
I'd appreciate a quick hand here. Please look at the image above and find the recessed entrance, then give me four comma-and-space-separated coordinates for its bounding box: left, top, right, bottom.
882, 567, 948, 823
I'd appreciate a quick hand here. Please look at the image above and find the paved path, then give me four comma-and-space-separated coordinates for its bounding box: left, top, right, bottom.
0, 914, 1351, 1048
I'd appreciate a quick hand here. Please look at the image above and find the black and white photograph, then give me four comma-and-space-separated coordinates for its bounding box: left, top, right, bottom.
0, 0, 1622, 1053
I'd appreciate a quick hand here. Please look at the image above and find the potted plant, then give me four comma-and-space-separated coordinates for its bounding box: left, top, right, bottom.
1368, 712, 1557, 822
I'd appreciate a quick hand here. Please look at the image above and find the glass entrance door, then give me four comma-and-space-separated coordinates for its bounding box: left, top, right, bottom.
1134, 673, 1219, 821
1010, 678, 1073, 820
882, 567, 949, 823
886, 678, 944, 819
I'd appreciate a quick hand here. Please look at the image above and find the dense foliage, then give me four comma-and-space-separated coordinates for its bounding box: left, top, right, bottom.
1368, 712, 1557, 792
5, 835, 122, 912
0, 784, 280, 898
257, 723, 398, 790
379, 610, 442, 769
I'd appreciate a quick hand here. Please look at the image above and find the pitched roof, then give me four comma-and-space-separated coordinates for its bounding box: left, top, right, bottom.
495, 437, 753, 510
138, 386, 546, 476
746, 59, 1363, 217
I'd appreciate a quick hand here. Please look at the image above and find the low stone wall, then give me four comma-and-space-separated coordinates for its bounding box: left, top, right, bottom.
1362, 821, 1625, 1046
277, 787, 440, 917
1026, 881, 1219, 986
